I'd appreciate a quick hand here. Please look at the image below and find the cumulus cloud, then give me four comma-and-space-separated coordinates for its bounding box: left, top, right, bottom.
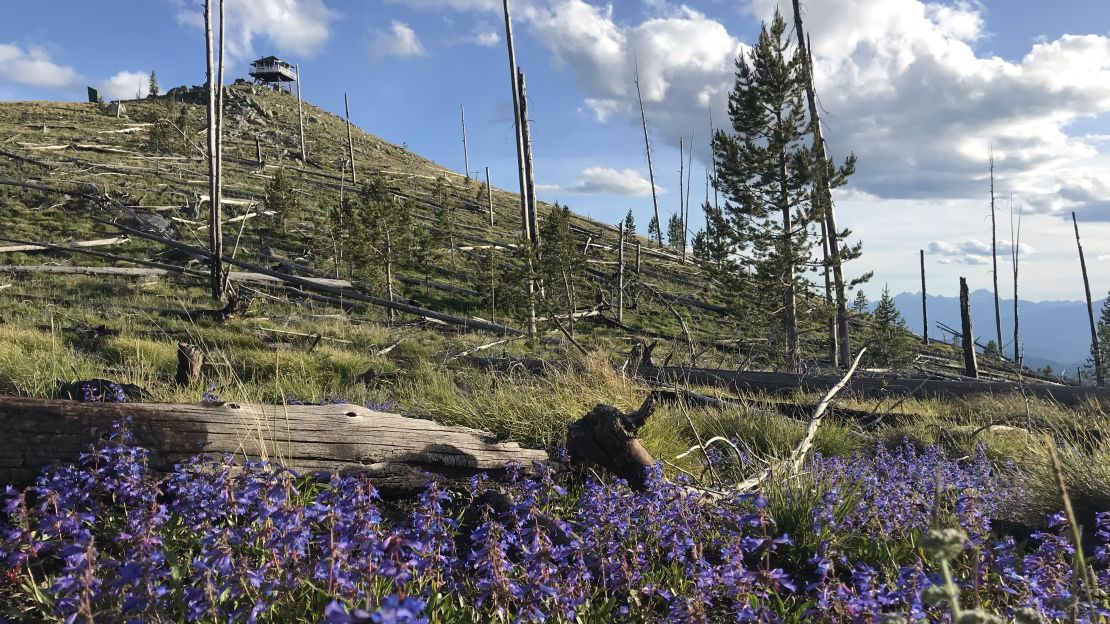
98, 71, 149, 100
173, 0, 336, 61
551, 167, 662, 196
369, 21, 426, 62
392, 0, 1110, 225
927, 238, 1034, 265
0, 43, 77, 89
472, 31, 500, 46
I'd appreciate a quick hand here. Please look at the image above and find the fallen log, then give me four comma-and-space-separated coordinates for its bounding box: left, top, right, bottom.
635, 366, 1110, 407
566, 396, 656, 490
0, 396, 549, 492
0, 236, 130, 254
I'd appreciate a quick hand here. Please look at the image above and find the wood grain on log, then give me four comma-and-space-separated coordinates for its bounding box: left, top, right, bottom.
0, 397, 549, 491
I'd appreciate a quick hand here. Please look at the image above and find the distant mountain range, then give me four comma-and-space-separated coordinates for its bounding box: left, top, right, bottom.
887, 289, 1103, 377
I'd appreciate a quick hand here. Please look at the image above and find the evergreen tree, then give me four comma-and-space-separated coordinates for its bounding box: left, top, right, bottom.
538, 204, 585, 336
647, 215, 661, 244
430, 176, 459, 268
712, 9, 847, 371
349, 181, 416, 320
264, 168, 297, 230
983, 340, 1000, 358
866, 286, 914, 368
624, 210, 636, 236
666, 213, 685, 250
851, 290, 869, 315
146, 97, 186, 154
1084, 291, 1110, 384
148, 70, 160, 97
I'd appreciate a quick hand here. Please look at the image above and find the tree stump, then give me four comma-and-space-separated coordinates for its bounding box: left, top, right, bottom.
566, 395, 656, 490
175, 342, 204, 388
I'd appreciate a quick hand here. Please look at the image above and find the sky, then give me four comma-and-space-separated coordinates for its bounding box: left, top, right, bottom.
3, 0, 1110, 303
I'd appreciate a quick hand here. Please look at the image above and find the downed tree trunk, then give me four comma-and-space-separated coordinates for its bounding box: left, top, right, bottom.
636, 366, 1110, 407
0, 237, 130, 254
0, 396, 549, 492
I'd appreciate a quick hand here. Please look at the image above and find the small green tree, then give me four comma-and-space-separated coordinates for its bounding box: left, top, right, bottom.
866, 286, 914, 368
851, 290, 869, 315
539, 203, 585, 336
647, 215, 661, 244
146, 97, 185, 153
666, 213, 685, 250
1084, 291, 1110, 384
430, 176, 459, 268
624, 209, 636, 236
349, 181, 416, 323
148, 70, 160, 97
983, 340, 1000, 358
264, 168, 297, 230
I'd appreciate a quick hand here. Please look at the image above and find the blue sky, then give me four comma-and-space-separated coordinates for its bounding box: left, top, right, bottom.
4, 0, 1110, 302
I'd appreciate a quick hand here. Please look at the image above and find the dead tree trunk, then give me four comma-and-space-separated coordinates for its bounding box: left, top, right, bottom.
385, 228, 396, 326
517, 70, 539, 245
780, 153, 800, 373
344, 93, 357, 185
821, 217, 838, 362
296, 64, 307, 163
203, 0, 225, 302
618, 221, 626, 323
960, 277, 979, 378
175, 342, 204, 388
989, 148, 1003, 354
1011, 195, 1022, 365
920, 249, 929, 345
791, 6, 851, 368
634, 64, 663, 245
485, 166, 495, 227
255, 137, 263, 170
461, 105, 470, 182
1074, 211, 1102, 386
679, 136, 685, 260
501, 0, 529, 243
0, 397, 548, 492
636, 240, 642, 274
683, 132, 693, 263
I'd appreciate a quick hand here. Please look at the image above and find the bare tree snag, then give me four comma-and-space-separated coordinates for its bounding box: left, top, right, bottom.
960, 277, 979, 379
634, 62, 663, 245
920, 249, 929, 345
1010, 195, 1022, 364
679, 136, 685, 259
485, 166, 495, 226
502, 0, 529, 241
636, 240, 642, 273
517, 70, 539, 244
0, 397, 549, 492
344, 93, 357, 184
792, 4, 851, 368
566, 396, 655, 490
461, 104, 470, 182
822, 221, 838, 362
1074, 211, 1102, 386
684, 132, 693, 263
296, 64, 307, 163
989, 147, 1003, 354
255, 137, 263, 170
618, 221, 626, 323
203, 0, 226, 301
175, 342, 204, 388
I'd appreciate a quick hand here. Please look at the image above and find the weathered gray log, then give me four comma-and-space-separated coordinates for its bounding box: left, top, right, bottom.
0, 397, 549, 491
0, 237, 130, 254
635, 366, 1110, 407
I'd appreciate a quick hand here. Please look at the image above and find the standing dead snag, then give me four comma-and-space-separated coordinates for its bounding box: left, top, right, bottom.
920, 249, 929, 344
566, 396, 656, 490
296, 64, 307, 163
203, 0, 226, 301
461, 105, 470, 182
344, 93, 357, 184
959, 277, 979, 379
1073, 212, 1103, 386
618, 221, 626, 323
989, 148, 1003, 355
634, 62, 663, 246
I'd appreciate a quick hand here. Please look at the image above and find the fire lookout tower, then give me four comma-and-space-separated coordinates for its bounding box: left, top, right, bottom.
249, 56, 297, 87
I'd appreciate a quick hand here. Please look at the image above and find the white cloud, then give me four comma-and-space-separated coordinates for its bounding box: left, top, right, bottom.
473, 31, 500, 46
927, 238, 1034, 266
98, 71, 149, 100
552, 167, 662, 196
369, 21, 426, 62
0, 43, 77, 89
173, 0, 336, 61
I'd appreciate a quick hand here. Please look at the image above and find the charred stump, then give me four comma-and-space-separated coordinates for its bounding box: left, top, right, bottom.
175, 342, 205, 388
566, 395, 655, 490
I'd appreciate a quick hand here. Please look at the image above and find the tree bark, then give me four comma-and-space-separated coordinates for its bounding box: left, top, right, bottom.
486, 166, 495, 226
990, 148, 1003, 354
175, 342, 204, 388
618, 221, 626, 323
634, 64, 663, 245
344, 93, 357, 184
960, 277, 979, 379
1073, 211, 1102, 386
502, 0, 529, 242
296, 64, 307, 163
517, 70, 539, 245
920, 249, 929, 344
566, 396, 655, 490
791, 4, 851, 368
461, 104, 470, 182
0, 397, 548, 492
203, 0, 224, 301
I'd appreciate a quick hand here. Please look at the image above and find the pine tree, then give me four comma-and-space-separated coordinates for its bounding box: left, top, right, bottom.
149, 70, 160, 97
264, 168, 297, 230
647, 215, 661, 244
711, 9, 838, 371
624, 210, 636, 236
350, 181, 415, 322
851, 290, 869, 315
539, 204, 584, 335
430, 176, 459, 268
1084, 291, 1110, 384
666, 213, 685, 250
866, 286, 914, 368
